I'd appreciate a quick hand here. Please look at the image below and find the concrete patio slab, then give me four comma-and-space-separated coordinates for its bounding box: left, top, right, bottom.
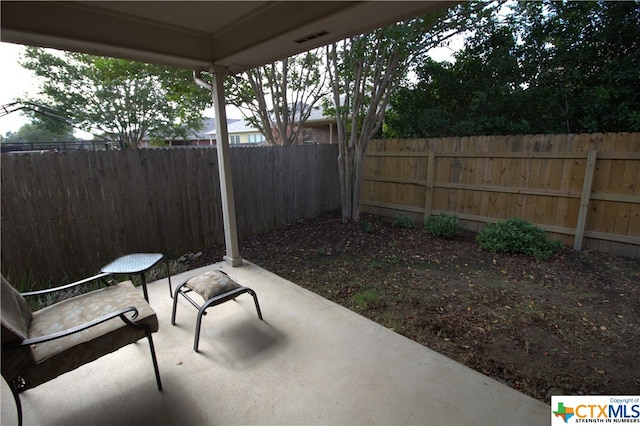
2, 261, 550, 425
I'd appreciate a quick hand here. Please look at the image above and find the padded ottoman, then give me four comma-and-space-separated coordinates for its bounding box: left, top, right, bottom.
171, 270, 263, 352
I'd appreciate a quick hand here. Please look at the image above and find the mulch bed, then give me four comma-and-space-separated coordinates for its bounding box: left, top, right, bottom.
184, 210, 640, 403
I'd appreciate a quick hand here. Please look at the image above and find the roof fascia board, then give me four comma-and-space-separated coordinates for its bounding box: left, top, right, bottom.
1, 1, 214, 69
1, 29, 213, 70
1, 1, 456, 72
215, 1, 456, 72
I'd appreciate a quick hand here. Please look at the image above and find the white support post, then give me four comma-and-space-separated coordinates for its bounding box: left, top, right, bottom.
211, 67, 242, 266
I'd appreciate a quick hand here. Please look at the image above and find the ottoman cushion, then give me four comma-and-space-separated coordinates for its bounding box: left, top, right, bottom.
185, 271, 241, 301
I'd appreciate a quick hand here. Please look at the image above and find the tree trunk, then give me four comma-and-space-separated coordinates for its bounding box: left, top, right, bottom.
351, 145, 366, 221
339, 144, 355, 223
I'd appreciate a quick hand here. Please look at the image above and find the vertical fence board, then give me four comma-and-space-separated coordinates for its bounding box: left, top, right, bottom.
423, 151, 435, 220
361, 134, 640, 258
462, 157, 474, 218
1, 145, 341, 283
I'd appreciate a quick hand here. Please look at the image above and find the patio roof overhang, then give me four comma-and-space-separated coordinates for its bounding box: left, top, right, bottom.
1, 1, 454, 73
1, 1, 454, 266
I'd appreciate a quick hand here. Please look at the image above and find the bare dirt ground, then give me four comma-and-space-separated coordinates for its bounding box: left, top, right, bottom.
185, 211, 640, 404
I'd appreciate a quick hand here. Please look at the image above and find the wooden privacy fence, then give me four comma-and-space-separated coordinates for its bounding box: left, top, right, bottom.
361, 133, 640, 258
1, 144, 340, 283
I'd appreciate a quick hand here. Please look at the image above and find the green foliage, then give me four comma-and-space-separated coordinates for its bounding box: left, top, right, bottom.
424, 213, 465, 239
476, 218, 562, 260
392, 214, 415, 229
2, 268, 46, 294
2, 121, 77, 143
325, 1, 488, 221
352, 289, 381, 309
385, 1, 640, 137
148, 138, 169, 147
224, 48, 327, 146
361, 220, 375, 234
20, 48, 211, 148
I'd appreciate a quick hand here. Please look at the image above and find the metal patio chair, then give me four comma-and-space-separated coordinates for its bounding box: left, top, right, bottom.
1, 274, 162, 426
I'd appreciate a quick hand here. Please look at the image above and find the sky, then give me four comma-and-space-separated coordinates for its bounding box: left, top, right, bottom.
0, 39, 461, 138
0, 42, 39, 135
0, 42, 241, 138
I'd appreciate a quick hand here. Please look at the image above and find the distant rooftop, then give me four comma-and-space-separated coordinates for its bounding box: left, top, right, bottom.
193, 117, 241, 140
206, 118, 258, 137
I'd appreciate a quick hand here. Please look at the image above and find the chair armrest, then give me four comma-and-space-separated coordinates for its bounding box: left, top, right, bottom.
21, 272, 113, 298
2, 306, 140, 349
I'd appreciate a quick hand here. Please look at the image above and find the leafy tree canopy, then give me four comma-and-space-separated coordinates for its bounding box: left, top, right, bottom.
325, 1, 495, 221
223, 48, 327, 146
1, 121, 77, 143
20, 48, 211, 148
385, 0, 640, 138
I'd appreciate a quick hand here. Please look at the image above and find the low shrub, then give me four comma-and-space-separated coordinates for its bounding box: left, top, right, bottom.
361, 219, 375, 234
424, 213, 465, 239
476, 217, 562, 260
392, 214, 415, 229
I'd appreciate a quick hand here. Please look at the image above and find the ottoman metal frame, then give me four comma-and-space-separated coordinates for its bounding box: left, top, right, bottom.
171, 271, 263, 352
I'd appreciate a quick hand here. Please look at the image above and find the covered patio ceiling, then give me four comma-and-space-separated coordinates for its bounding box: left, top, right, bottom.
1, 0, 455, 267
1, 1, 454, 73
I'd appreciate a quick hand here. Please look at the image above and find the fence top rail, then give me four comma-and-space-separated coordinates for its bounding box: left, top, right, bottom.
365, 151, 640, 160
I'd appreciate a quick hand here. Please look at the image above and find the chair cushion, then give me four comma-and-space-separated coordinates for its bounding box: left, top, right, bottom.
1, 275, 33, 343
185, 271, 241, 301
1, 276, 36, 380
21, 280, 158, 389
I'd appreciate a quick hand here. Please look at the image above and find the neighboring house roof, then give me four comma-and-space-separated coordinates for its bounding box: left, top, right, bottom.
206, 118, 259, 137
158, 117, 216, 142
305, 105, 335, 125
191, 117, 216, 140
274, 103, 336, 126
142, 117, 241, 141
204, 106, 335, 139
193, 117, 241, 140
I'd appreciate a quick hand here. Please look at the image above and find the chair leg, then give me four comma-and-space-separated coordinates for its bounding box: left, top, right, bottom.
165, 259, 173, 298
247, 288, 263, 320
171, 288, 180, 325
194, 306, 206, 352
146, 332, 163, 391
172, 282, 196, 325
2, 375, 23, 426
192, 288, 263, 352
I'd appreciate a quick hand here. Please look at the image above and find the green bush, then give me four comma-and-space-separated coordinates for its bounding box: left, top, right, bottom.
424, 213, 465, 239
361, 219, 375, 234
392, 214, 415, 229
476, 217, 562, 260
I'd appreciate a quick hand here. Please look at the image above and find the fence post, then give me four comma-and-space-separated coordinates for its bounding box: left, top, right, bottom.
573, 150, 598, 251
423, 150, 435, 223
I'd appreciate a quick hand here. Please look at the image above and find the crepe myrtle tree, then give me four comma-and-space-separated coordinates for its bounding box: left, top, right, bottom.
224, 48, 328, 146
21, 48, 211, 148
325, 2, 492, 222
